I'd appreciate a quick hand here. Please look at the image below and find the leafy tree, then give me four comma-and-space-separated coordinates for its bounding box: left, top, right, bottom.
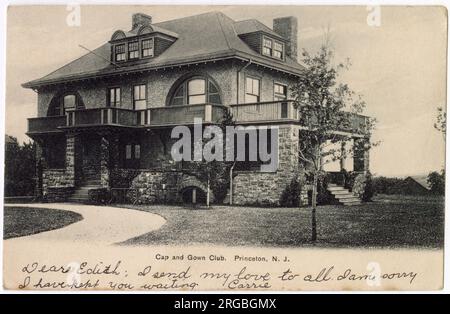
427, 170, 445, 195
183, 110, 235, 207
4, 135, 36, 196
434, 106, 446, 140
291, 43, 377, 241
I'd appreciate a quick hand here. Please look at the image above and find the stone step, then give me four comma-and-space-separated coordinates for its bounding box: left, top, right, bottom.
327, 187, 347, 192
333, 194, 357, 199
329, 189, 351, 195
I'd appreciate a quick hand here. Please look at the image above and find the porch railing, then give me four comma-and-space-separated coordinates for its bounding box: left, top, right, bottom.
66, 108, 136, 127
27, 115, 66, 133
135, 104, 227, 126
230, 100, 298, 122
28, 102, 369, 135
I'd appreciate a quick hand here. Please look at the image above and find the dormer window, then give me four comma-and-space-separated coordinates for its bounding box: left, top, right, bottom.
262, 36, 284, 60
128, 41, 139, 59
141, 38, 154, 57
273, 42, 283, 59
115, 44, 126, 62
263, 38, 272, 56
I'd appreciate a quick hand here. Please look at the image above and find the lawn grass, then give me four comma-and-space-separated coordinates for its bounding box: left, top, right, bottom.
120, 195, 444, 248
3, 206, 83, 239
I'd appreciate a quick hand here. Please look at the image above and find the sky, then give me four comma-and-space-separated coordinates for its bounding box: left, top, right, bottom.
4, 5, 447, 177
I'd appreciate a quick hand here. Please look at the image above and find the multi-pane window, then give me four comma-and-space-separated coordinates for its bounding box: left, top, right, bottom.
108, 87, 121, 107
274, 83, 287, 101
128, 41, 139, 59
172, 85, 185, 106
170, 77, 222, 106
133, 85, 146, 110
123, 143, 141, 169
141, 39, 154, 57
263, 38, 272, 56
188, 79, 206, 104
115, 44, 126, 62
273, 42, 283, 59
245, 77, 260, 103
262, 37, 284, 60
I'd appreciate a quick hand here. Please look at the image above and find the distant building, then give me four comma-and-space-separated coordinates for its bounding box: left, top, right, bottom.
403, 175, 432, 195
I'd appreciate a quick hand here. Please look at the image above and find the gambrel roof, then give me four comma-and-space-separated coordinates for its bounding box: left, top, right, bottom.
23, 11, 304, 88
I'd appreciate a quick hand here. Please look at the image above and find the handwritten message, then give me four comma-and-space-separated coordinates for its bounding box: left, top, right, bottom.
15, 252, 419, 291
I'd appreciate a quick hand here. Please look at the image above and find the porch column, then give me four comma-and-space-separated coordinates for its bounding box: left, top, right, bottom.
363, 138, 370, 173
100, 135, 110, 188
34, 140, 44, 198
65, 133, 77, 187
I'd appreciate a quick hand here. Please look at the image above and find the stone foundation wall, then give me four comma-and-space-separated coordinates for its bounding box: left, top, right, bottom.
111, 169, 183, 204
44, 187, 74, 202
232, 124, 302, 206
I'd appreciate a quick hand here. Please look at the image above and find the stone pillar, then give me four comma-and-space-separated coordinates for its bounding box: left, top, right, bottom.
363, 138, 370, 173
65, 134, 76, 187
100, 135, 110, 188
35, 141, 44, 198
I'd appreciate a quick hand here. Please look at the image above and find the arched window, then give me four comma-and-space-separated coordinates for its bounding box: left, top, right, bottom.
170, 77, 221, 106
47, 93, 84, 116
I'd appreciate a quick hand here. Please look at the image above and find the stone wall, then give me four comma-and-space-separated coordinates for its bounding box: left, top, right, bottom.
111, 169, 183, 204
232, 124, 301, 206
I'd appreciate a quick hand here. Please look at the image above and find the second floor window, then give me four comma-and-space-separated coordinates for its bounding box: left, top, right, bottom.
274, 83, 287, 101
170, 77, 222, 106
128, 41, 139, 59
142, 39, 154, 57
263, 38, 272, 56
245, 77, 260, 103
273, 42, 283, 59
115, 44, 126, 62
63, 94, 76, 110
108, 87, 121, 107
133, 84, 146, 110
262, 37, 284, 60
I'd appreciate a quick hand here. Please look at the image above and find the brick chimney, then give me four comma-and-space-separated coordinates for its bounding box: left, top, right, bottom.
273, 16, 298, 61
132, 13, 152, 30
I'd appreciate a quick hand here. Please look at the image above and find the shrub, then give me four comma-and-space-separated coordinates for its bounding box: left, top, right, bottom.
280, 177, 301, 207
352, 172, 374, 201
317, 171, 334, 205
428, 170, 445, 195
88, 188, 110, 205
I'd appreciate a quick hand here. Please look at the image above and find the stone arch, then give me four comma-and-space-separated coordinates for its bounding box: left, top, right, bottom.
165, 72, 223, 107
178, 175, 215, 204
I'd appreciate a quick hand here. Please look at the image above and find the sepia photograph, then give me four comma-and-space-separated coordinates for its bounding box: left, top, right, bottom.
1, 3, 447, 293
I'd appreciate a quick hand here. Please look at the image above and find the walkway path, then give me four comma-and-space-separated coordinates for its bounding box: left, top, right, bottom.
5, 203, 166, 245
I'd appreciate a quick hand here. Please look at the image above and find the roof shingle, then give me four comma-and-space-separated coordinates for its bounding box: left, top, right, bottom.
23, 11, 304, 88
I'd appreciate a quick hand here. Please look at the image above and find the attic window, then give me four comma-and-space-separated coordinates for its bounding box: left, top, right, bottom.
141, 38, 154, 57
262, 36, 284, 60
128, 41, 139, 59
115, 44, 126, 61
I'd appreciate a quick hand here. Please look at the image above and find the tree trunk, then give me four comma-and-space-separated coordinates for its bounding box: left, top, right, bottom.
206, 178, 210, 208
311, 172, 318, 242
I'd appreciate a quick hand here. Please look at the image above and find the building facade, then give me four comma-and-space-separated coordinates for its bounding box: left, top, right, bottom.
24, 12, 369, 206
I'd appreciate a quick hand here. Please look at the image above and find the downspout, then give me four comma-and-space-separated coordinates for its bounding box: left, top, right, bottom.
229, 162, 236, 205
230, 59, 252, 205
